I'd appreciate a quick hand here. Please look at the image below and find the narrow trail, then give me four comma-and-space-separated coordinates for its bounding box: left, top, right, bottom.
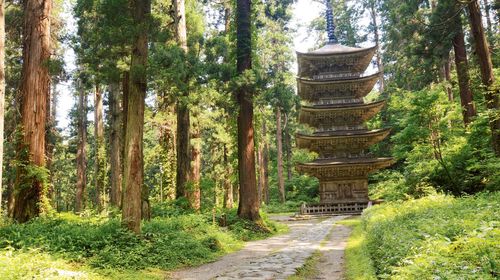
169, 215, 351, 280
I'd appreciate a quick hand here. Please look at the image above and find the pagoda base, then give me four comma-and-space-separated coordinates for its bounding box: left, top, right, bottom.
319, 178, 369, 203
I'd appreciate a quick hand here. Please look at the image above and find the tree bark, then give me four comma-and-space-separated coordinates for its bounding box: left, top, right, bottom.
236, 0, 260, 221
0, 0, 4, 213
122, 0, 149, 234
223, 144, 233, 208
452, 22, 476, 126
222, 2, 233, 210
467, 0, 500, 155
109, 82, 122, 208
75, 81, 87, 213
188, 118, 201, 210
122, 71, 129, 183
13, 0, 51, 222
173, 0, 192, 202
258, 121, 269, 204
284, 113, 292, 181
276, 107, 285, 203
94, 84, 106, 210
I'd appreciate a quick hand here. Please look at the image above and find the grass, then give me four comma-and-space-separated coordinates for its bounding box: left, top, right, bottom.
341, 192, 500, 279
287, 250, 322, 280
337, 218, 377, 280
0, 209, 286, 279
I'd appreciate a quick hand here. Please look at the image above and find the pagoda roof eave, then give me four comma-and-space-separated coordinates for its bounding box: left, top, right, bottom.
301, 100, 386, 111
296, 157, 395, 179
296, 128, 391, 140
296, 44, 377, 57
297, 72, 381, 84
297, 157, 394, 168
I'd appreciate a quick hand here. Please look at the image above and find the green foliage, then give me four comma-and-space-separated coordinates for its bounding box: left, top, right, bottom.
0, 210, 284, 274
360, 193, 500, 279
370, 79, 500, 200
0, 213, 237, 270
338, 218, 377, 280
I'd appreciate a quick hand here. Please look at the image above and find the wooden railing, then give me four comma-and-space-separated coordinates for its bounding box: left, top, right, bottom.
300, 202, 368, 215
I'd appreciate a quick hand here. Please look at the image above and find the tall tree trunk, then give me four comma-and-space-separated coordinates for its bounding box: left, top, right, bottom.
284, 113, 292, 181
0, 0, 4, 213
109, 82, 122, 208
223, 144, 233, 208
75, 81, 87, 213
452, 22, 476, 126
276, 107, 285, 203
258, 121, 269, 204
369, 0, 384, 93
13, 0, 51, 222
122, 71, 129, 184
188, 117, 201, 210
173, 0, 191, 202
468, 0, 500, 155
94, 84, 105, 210
236, 0, 260, 221
122, 0, 150, 234
257, 137, 262, 205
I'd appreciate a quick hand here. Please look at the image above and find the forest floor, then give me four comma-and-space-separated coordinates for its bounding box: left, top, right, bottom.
168, 215, 351, 280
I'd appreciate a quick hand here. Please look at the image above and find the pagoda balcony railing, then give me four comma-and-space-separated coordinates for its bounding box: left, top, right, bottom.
313, 72, 362, 80
314, 98, 363, 105
316, 151, 371, 160
315, 125, 366, 132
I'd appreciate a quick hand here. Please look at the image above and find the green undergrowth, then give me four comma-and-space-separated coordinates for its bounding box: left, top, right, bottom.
337, 218, 377, 280
0, 208, 286, 279
349, 192, 499, 279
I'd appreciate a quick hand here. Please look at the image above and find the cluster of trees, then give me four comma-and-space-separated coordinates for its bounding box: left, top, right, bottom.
0, 0, 302, 233
0, 0, 498, 233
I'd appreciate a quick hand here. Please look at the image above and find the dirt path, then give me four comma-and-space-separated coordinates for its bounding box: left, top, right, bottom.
315, 223, 352, 280
168, 215, 351, 280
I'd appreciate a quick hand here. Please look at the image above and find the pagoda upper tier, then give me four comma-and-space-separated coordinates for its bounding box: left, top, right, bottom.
299, 100, 386, 128
296, 157, 394, 180
296, 128, 391, 158
297, 72, 380, 103
297, 44, 377, 80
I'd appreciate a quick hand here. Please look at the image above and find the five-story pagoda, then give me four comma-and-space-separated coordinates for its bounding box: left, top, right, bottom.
296, 1, 393, 214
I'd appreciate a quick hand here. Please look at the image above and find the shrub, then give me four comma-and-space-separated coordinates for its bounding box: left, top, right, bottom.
360, 193, 499, 279
0, 210, 284, 271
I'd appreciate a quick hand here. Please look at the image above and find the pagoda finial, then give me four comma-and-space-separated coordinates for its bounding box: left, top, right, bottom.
325, 0, 338, 44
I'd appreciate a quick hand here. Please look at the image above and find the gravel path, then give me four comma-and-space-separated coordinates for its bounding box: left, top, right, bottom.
168, 215, 350, 280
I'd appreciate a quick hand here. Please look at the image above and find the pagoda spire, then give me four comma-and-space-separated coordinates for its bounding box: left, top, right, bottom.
325, 0, 338, 44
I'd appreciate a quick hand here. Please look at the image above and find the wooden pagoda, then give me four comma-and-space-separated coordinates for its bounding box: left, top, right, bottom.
296, 1, 393, 215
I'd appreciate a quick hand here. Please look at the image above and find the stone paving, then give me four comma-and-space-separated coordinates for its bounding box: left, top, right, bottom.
170, 215, 348, 280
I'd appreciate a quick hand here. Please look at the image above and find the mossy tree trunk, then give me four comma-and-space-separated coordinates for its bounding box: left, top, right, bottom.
122, 0, 150, 234
452, 21, 476, 126
276, 107, 285, 203
109, 82, 122, 208
0, 0, 4, 213
13, 0, 52, 222
236, 0, 260, 221
94, 85, 106, 210
467, 0, 499, 156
